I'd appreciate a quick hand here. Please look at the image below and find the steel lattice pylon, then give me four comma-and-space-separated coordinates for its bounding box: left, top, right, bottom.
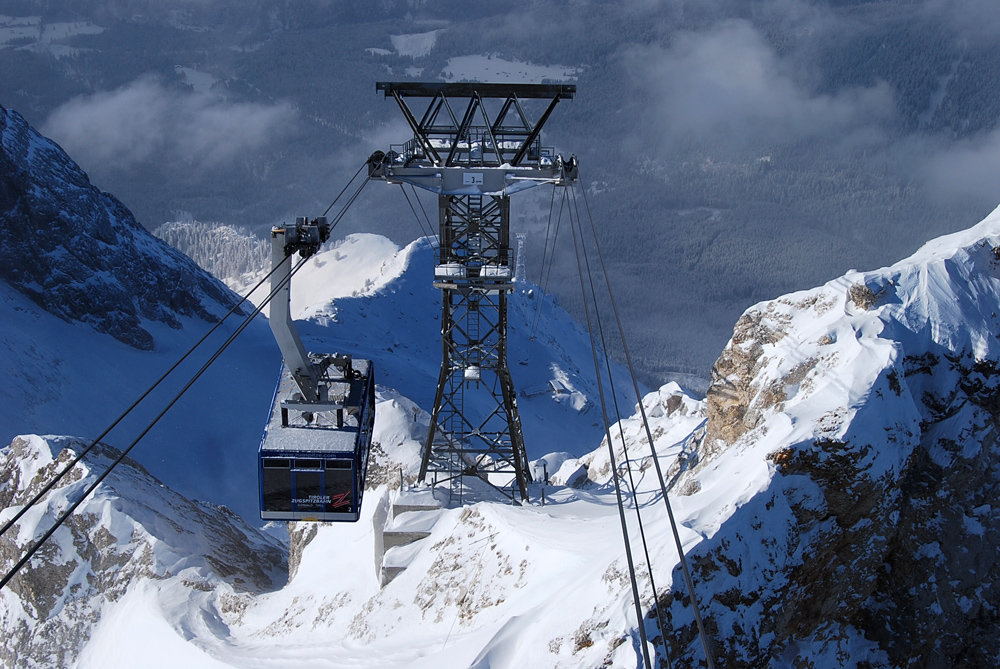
422, 193, 529, 500
369, 82, 577, 501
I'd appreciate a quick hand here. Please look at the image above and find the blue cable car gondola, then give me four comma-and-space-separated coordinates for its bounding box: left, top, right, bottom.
258, 216, 376, 522
258, 356, 375, 522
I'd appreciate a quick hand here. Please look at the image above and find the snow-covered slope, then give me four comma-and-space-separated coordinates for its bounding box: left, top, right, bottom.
123, 204, 1000, 668
282, 232, 640, 462
3, 385, 701, 669
0, 221, 668, 667
0, 278, 279, 521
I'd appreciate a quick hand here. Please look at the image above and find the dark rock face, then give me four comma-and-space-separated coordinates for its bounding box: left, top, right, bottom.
859, 353, 1000, 667
0, 105, 240, 350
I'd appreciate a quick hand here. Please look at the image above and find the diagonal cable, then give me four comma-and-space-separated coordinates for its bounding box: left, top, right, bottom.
530, 186, 566, 341
576, 178, 715, 668
2, 168, 372, 588
566, 186, 654, 669
570, 185, 673, 668
322, 161, 368, 217
0, 257, 286, 541
400, 183, 433, 241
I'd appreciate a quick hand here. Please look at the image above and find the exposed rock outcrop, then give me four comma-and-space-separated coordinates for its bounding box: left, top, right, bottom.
0, 435, 286, 666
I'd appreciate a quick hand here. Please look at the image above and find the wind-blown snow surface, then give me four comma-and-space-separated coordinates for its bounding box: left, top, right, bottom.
1, 393, 698, 668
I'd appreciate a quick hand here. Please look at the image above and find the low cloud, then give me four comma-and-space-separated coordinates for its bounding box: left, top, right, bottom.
921, 0, 1000, 40
916, 131, 1000, 205
43, 76, 296, 171
625, 19, 894, 152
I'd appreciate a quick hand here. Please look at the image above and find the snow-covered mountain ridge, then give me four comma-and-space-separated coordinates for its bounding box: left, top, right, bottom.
654, 206, 1000, 666
0, 104, 239, 350
0, 435, 285, 667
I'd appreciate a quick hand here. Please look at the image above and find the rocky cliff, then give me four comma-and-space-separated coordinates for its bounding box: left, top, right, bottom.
0, 105, 240, 350
655, 207, 1000, 667
0, 435, 286, 667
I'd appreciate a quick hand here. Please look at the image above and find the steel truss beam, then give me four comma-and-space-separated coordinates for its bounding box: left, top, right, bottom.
377, 81, 575, 169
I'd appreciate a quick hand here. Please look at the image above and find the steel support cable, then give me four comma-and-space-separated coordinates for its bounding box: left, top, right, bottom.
540, 190, 566, 303
0, 257, 289, 542
0, 254, 308, 592
576, 180, 716, 668
530, 186, 567, 341
409, 185, 436, 245
0, 172, 368, 544
329, 176, 372, 232
566, 195, 653, 669
569, 187, 673, 669
536, 184, 558, 289
321, 161, 369, 217
399, 184, 434, 242
528, 185, 558, 341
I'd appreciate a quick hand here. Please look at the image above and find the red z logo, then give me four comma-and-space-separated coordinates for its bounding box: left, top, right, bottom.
330, 491, 352, 508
